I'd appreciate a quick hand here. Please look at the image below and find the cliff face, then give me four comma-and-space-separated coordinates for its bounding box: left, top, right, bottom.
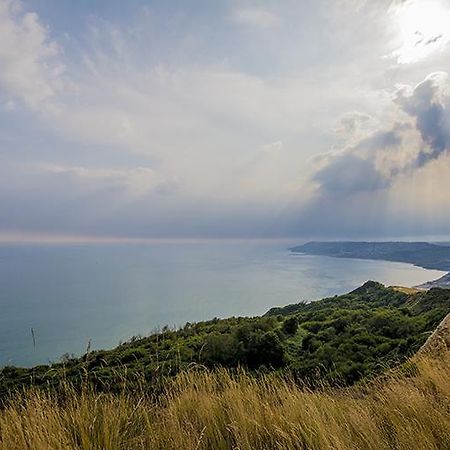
419, 310, 450, 354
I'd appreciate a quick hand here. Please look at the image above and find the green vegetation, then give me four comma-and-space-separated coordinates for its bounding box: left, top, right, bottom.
2, 281, 449, 396
1, 281, 450, 449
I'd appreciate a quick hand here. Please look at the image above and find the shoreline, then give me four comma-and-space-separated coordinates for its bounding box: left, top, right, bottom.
290, 242, 450, 290
415, 272, 450, 289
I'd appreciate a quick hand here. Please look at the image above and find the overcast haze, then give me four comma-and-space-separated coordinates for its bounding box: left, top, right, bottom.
1, 0, 450, 242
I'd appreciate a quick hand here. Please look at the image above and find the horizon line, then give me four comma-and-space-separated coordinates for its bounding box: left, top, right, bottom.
0, 231, 449, 245
0, 231, 303, 245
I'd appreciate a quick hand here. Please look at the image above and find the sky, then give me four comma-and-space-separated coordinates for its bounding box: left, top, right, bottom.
1, 0, 450, 242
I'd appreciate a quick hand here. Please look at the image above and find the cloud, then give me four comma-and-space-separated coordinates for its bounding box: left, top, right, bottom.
0, 1, 327, 161
0, 159, 283, 238
313, 152, 389, 195
289, 72, 450, 238
395, 72, 450, 166
335, 111, 374, 136
391, 0, 450, 64
262, 140, 283, 153
231, 8, 280, 28
0, 0, 66, 110
311, 126, 408, 198
310, 72, 450, 198
0, 160, 185, 236
39, 163, 179, 197
0, 0, 322, 239
0, 0, 450, 240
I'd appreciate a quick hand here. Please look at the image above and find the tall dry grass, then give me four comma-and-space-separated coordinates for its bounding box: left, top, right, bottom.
1, 354, 450, 450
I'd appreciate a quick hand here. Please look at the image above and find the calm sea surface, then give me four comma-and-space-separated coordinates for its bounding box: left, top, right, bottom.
0, 242, 445, 367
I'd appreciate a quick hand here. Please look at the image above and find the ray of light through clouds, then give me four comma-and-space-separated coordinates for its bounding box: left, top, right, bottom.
0, 0, 449, 242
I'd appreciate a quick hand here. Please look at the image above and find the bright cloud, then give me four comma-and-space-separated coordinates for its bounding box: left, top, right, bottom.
391, 0, 450, 64
311, 72, 450, 195
0, 0, 66, 110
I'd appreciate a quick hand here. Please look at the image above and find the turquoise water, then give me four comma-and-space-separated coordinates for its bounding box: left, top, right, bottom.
0, 242, 445, 367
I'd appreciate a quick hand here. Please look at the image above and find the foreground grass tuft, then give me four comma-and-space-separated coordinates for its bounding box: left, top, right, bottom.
1, 354, 450, 449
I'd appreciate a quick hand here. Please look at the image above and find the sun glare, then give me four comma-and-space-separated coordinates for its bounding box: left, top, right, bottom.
393, 0, 450, 64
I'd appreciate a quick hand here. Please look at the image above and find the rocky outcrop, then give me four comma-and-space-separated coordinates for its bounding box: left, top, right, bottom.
418, 311, 450, 354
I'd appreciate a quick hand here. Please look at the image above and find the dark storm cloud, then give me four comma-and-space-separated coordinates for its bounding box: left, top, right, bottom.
312, 73, 450, 199
396, 73, 450, 167
312, 128, 403, 196
289, 73, 450, 239
313, 152, 387, 195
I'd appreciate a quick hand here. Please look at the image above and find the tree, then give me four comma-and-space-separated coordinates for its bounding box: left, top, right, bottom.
282, 317, 299, 335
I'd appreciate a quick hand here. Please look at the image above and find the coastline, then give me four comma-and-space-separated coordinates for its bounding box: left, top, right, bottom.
415, 272, 450, 290
290, 241, 450, 290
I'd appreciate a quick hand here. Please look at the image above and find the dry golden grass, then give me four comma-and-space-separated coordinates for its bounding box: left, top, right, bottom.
389, 286, 423, 295
1, 354, 450, 450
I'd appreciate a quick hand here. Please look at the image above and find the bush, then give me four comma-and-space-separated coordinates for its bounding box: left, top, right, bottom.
282, 316, 299, 335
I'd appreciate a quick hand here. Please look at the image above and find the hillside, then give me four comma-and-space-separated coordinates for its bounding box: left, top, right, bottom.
290, 241, 450, 271
2, 281, 450, 395
2, 282, 450, 449
1, 341, 450, 449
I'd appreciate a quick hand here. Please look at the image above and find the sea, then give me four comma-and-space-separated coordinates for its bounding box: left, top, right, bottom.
0, 241, 445, 367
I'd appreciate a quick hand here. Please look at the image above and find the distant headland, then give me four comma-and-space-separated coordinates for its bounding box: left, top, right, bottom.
290, 241, 450, 289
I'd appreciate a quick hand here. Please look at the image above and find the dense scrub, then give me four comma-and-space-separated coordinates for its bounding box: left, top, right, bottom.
1, 281, 450, 394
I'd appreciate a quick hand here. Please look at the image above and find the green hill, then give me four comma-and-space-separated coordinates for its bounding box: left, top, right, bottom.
2, 281, 450, 395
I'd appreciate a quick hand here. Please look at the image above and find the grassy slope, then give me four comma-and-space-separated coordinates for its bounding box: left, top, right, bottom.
1, 354, 450, 449
2, 281, 450, 394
